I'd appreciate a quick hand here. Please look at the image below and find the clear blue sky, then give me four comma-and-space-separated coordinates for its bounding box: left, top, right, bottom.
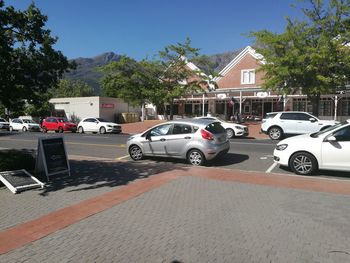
6, 0, 303, 60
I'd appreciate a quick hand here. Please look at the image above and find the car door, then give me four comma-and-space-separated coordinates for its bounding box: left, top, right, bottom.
321, 126, 350, 170
82, 118, 95, 132
141, 123, 172, 156
296, 113, 320, 133
165, 123, 194, 156
279, 113, 298, 134
11, 119, 20, 130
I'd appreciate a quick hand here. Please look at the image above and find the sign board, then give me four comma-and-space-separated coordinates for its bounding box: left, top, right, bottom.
101, 103, 114, 109
217, 93, 227, 99
35, 137, 70, 181
257, 92, 268, 98
0, 170, 44, 194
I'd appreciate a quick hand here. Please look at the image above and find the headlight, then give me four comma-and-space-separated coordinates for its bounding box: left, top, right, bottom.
235, 126, 243, 130
276, 144, 288, 151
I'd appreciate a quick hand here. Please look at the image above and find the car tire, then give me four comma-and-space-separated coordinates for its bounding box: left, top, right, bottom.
268, 127, 283, 140
42, 127, 47, 133
58, 127, 64, 133
226, 128, 235, 139
99, 126, 106, 134
9, 126, 13, 132
187, 149, 205, 166
289, 152, 318, 175
129, 145, 143, 160
22, 126, 27, 132
78, 126, 84, 133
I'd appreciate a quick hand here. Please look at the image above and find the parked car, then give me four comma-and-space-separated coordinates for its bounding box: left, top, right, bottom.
77, 118, 122, 134
261, 111, 339, 140
273, 120, 350, 175
41, 117, 77, 133
9, 118, 40, 132
195, 116, 249, 139
127, 118, 230, 166
0, 118, 9, 131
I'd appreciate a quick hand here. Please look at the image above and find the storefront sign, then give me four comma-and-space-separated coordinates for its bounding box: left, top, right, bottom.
257, 92, 268, 98
101, 103, 115, 109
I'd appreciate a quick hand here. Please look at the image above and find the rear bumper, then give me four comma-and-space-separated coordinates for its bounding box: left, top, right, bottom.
203, 141, 230, 160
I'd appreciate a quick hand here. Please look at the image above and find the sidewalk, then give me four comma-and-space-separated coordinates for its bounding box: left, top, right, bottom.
0, 159, 350, 262
121, 120, 269, 139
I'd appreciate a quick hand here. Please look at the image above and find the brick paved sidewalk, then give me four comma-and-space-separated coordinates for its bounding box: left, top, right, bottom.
122, 120, 268, 139
1, 160, 350, 262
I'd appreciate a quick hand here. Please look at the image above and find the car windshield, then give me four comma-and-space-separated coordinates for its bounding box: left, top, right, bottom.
310, 122, 345, 137
96, 118, 108, 122
58, 118, 68, 123
205, 122, 225, 134
22, 119, 36, 124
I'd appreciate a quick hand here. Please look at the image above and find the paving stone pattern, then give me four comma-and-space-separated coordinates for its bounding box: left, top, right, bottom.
1, 176, 350, 263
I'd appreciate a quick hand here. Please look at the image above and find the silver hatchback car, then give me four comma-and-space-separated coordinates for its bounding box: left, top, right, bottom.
126, 119, 230, 165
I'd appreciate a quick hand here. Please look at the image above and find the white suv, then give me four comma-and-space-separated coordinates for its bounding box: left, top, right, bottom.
261, 111, 339, 140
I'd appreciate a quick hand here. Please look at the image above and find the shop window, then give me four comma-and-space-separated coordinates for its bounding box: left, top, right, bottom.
293, 100, 306, 112
185, 104, 192, 114
215, 102, 225, 114
341, 100, 350, 116
241, 69, 255, 84
318, 100, 332, 116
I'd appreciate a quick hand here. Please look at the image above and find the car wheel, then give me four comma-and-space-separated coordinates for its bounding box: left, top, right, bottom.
9, 126, 13, 132
22, 126, 27, 132
129, 145, 143, 160
58, 127, 64, 133
42, 127, 47, 133
268, 127, 283, 140
187, 149, 205, 166
289, 152, 318, 175
78, 126, 84, 133
226, 128, 235, 139
99, 126, 106, 134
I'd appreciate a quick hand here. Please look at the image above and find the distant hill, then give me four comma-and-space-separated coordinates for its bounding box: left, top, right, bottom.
64, 49, 243, 95
65, 52, 121, 95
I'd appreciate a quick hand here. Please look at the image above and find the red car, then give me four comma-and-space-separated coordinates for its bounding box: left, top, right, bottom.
41, 117, 77, 133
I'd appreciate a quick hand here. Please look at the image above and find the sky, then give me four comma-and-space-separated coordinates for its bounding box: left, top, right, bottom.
6, 0, 304, 60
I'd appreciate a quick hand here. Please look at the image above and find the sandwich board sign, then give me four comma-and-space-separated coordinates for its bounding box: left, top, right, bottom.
35, 136, 70, 181
0, 169, 45, 194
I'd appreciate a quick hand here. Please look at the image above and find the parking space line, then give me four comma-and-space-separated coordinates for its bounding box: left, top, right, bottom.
266, 162, 277, 173
116, 155, 129, 160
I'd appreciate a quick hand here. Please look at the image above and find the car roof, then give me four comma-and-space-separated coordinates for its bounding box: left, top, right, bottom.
167, 118, 218, 126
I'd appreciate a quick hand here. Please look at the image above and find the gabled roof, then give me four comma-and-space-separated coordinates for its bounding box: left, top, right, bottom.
213, 46, 265, 82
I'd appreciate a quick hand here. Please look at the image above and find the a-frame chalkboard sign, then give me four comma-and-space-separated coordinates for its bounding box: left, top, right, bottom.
35, 137, 70, 181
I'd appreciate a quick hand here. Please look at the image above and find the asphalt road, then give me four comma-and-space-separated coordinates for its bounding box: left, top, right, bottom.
0, 130, 349, 179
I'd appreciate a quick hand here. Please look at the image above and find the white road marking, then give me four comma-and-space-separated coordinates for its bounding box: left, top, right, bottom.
116, 155, 130, 160
260, 157, 268, 160
266, 162, 277, 173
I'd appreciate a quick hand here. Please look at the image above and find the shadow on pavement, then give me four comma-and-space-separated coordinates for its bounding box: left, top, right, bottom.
38, 159, 188, 196
0, 131, 18, 137
206, 153, 249, 167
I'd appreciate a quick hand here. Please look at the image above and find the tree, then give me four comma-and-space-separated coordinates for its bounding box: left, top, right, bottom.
158, 38, 212, 119
0, 1, 75, 113
250, 0, 350, 116
51, 79, 94, 98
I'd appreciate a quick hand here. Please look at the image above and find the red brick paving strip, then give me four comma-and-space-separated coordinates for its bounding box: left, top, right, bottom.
1, 166, 350, 255
0, 171, 184, 255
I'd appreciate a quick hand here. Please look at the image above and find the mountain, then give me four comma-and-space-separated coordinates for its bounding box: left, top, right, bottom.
65, 52, 121, 95
64, 49, 242, 95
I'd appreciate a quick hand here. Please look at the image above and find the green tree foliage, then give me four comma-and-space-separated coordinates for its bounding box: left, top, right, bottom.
0, 1, 75, 113
250, 0, 350, 116
51, 79, 94, 98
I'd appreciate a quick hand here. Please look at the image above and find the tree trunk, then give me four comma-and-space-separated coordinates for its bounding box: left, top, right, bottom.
169, 100, 174, 120
308, 93, 320, 117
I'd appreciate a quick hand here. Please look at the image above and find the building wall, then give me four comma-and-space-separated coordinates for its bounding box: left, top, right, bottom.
216, 53, 264, 89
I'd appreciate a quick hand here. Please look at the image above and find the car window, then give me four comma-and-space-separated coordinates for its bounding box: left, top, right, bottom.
295, 113, 312, 121
96, 118, 108, 122
84, 118, 95, 122
311, 122, 344, 137
205, 122, 225, 134
265, 113, 277, 119
333, 126, 350, 141
280, 113, 298, 120
171, 124, 193, 135
0, 118, 6, 122
149, 124, 172, 136
58, 118, 68, 123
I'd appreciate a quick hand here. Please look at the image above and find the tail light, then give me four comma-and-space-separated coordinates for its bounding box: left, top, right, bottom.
200, 129, 214, 140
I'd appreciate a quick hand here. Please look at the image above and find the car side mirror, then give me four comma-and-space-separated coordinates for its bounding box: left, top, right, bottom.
309, 118, 317, 123
326, 135, 337, 142
145, 133, 152, 141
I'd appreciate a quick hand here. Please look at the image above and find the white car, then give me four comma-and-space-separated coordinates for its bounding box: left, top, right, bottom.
273, 120, 350, 175
196, 116, 248, 139
9, 118, 40, 132
0, 118, 10, 130
77, 117, 122, 134
261, 111, 339, 140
